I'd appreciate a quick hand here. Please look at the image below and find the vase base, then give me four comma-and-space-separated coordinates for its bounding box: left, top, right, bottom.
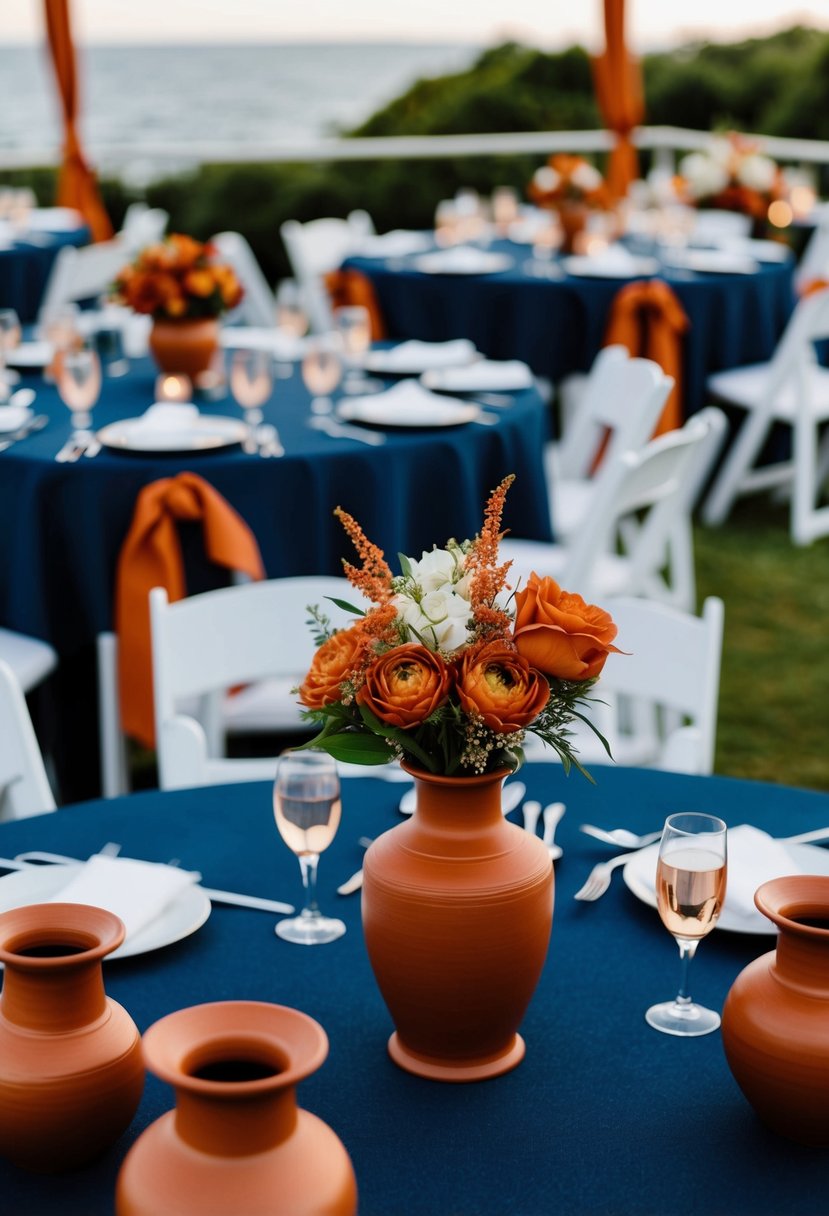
387, 1032, 525, 1082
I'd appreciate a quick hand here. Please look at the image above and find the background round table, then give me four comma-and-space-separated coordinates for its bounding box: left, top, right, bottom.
1, 764, 828, 1214
0, 210, 90, 322
345, 239, 796, 415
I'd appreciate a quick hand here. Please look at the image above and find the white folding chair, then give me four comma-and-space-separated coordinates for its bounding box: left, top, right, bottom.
702, 286, 829, 545
0, 659, 56, 820
0, 627, 57, 695
502, 407, 728, 611
117, 202, 169, 255
149, 576, 379, 791
38, 240, 129, 321
524, 596, 725, 775
211, 231, 276, 328
795, 211, 829, 295
280, 210, 375, 333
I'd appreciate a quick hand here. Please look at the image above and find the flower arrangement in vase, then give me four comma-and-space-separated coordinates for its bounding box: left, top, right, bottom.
527, 154, 610, 252
296, 476, 621, 1081
112, 233, 244, 376
677, 132, 783, 227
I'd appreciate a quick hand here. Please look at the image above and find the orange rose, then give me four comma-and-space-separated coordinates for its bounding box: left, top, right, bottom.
357, 644, 451, 729
456, 641, 549, 733
298, 625, 367, 710
512, 573, 619, 681
184, 268, 217, 298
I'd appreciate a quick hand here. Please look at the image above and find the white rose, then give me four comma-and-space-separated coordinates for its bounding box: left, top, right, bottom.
533, 166, 560, 193
708, 138, 733, 168
570, 162, 602, 193
408, 547, 463, 594
395, 589, 472, 652
737, 154, 776, 193
679, 152, 728, 200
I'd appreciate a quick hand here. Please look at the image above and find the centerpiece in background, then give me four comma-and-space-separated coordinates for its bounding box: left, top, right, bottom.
677, 132, 784, 233
112, 233, 243, 378
297, 476, 620, 1080
528, 154, 610, 253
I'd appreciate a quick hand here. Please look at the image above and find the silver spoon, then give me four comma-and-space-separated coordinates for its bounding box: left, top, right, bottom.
579, 824, 663, 850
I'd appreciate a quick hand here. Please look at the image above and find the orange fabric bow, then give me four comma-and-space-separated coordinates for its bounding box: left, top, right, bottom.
603, 279, 690, 437
324, 269, 387, 339
591, 0, 645, 202
114, 472, 265, 748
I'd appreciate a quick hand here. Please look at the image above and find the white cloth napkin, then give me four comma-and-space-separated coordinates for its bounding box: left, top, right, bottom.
365, 338, 477, 373
0, 405, 32, 433
339, 379, 472, 426
724, 824, 801, 922
48, 854, 198, 939
133, 402, 200, 432
220, 326, 306, 360
566, 245, 646, 277
352, 230, 432, 258
660, 248, 759, 274
422, 359, 533, 393
414, 246, 510, 274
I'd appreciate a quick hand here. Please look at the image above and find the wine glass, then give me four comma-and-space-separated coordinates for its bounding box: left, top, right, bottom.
56, 343, 102, 445
301, 334, 343, 415
274, 279, 308, 379
0, 308, 22, 396
40, 302, 81, 384
273, 750, 346, 946
334, 305, 372, 394
646, 812, 727, 1037
229, 347, 273, 430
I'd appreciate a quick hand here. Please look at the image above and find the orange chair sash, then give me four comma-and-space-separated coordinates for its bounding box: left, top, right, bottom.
114, 472, 265, 748
325, 269, 387, 340
591, 0, 645, 201
604, 278, 690, 437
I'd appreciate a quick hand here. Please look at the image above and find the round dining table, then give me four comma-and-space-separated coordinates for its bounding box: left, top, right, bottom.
0, 209, 89, 322
0, 348, 551, 798
1, 763, 829, 1214
344, 238, 796, 415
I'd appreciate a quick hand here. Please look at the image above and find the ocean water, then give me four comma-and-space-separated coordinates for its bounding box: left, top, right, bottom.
0, 42, 476, 179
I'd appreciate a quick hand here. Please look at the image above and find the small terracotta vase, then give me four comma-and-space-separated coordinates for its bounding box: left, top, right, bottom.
148, 316, 219, 377
0, 902, 144, 1173
115, 1001, 357, 1216
362, 764, 553, 1082
722, 875, 829, 1145
556, 201, 589, 254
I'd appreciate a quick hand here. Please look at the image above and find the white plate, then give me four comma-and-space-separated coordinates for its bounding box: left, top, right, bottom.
413, 250, 513, 275
623, 839, 829, 935
0, 865, 211, 960
5, 342, 54, 369
338, 394, 480, 430
97, 415, 248, 453
562, 255, 660, 278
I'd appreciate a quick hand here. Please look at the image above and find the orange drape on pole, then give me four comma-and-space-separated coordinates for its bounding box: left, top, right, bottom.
604, 279, 690, 436
591, 0, 644, 202
43, 0, 113, 241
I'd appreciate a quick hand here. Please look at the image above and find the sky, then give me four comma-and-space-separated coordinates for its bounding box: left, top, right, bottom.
4, 0, 829, 49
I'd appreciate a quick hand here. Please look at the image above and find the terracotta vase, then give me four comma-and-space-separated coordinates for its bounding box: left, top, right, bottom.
148, 316, 219, 377
115, 1001, 358, 1216
722, 875, 829, 1145
0, 902, 144, 1173
361, 764, 553, 1082
556, 201, 589, 254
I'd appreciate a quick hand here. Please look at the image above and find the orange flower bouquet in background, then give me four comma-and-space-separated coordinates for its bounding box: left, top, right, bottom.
528, 154, 609, 211
112, 233, 243, 320
298, 476, 619, 778
677, 132, 784, 222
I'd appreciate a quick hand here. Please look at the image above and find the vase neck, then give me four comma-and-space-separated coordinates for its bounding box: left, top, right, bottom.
775, 926, 829, 996
411, 772, 505, 841
174, 1085, 299, 1156
1, 961, 108, 1032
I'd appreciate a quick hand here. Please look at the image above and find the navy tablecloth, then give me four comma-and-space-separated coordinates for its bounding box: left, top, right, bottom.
0, 356, 551, 659
345, 240, 796, 415
0, 224, 90, 322
1, 764, 829, 1214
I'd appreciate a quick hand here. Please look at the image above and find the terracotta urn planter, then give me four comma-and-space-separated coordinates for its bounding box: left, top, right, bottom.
361, 764, 554, 1082
115, 1001, 357, 1216
722, 875, 829, 1145
148, 316, 219, 378
0, 902, 144, 1173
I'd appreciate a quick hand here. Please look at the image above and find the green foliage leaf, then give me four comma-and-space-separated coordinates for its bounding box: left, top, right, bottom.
325, 597, 366, 616
310, 733, 394, 765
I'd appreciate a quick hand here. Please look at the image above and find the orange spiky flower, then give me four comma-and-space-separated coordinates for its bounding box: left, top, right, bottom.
335, 507, 394, 604
465, 476, 514, 633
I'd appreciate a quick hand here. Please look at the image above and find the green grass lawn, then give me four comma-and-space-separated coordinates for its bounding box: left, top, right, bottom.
695, 499, 829, 791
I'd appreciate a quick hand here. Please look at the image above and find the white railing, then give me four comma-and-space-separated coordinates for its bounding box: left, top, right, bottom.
5, 125, 829, 177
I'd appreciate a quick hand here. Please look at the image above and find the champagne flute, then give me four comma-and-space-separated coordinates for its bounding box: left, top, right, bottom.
301, 334, 343, 416
56, 343, 102, 446
334, 305, 372, 394
646, 812, 727, 1037
229, 347, 273, 430
273, 751, 346, 946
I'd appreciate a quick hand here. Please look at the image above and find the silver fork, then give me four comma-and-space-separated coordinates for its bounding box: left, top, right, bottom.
573, 850, 639, 902
580, 824, 663, 850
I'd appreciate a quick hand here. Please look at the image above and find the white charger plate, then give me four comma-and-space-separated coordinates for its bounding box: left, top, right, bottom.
0, 865, 211, 960
337, 395, 480, 429
4, 342, 54, 369
413, 250, 513, 275
623, 839, 829, 935
562, 255, 660, 278
97, 415, 248, 454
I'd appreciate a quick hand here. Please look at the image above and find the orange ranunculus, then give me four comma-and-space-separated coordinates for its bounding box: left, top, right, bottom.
168, 233, 205, 268
512, 573, 619, 681
184, 268, 217, 298
456, 641, 549, 733
357, 644, 451, 729
298, 624, 368, 710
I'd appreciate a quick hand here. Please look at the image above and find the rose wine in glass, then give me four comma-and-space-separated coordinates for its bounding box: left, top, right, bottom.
646, 812, 727, 1037
56, 346, 102, 440
229, 348, 273, 430
273, 751, 345, 946
301, 336, 343, 415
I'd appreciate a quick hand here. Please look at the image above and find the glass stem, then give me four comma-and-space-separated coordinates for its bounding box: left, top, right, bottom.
298, 853, 320, 919
674, 937, 699, 1007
